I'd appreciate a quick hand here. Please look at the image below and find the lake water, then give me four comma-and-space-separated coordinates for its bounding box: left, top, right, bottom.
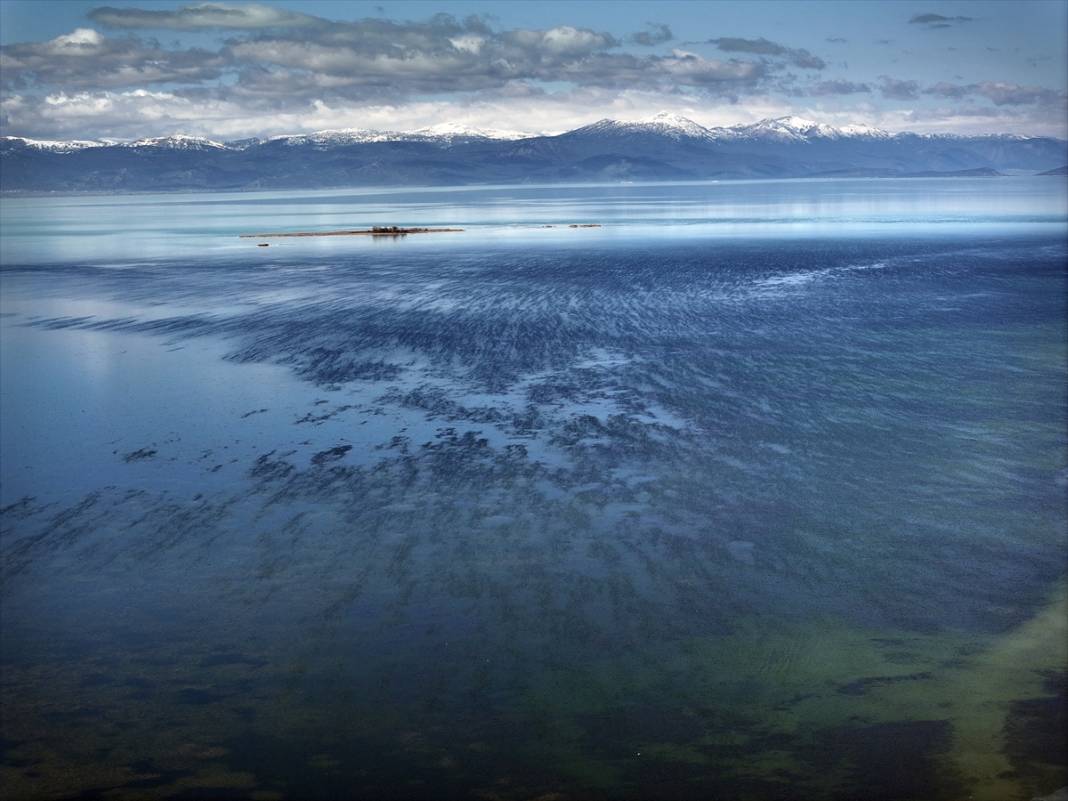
1, 178, 1066, 800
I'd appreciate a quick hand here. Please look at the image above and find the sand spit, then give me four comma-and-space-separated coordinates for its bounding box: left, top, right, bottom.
241, 224, 603, 239
240, 226, 464, 238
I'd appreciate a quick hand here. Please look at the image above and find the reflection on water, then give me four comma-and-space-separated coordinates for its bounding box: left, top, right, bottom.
1, 180, 1066, 800
2, 177, 1067, 264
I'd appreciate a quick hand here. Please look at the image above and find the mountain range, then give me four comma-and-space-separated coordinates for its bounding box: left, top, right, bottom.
2, 113, 1065, 191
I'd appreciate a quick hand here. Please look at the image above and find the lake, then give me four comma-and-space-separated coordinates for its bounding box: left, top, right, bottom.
1, 178, 1066, 800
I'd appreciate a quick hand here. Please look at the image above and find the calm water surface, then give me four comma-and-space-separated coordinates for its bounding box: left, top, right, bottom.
1, 179, 1066, 800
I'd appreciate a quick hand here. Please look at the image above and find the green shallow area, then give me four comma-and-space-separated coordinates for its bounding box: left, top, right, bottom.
517, 582, 1067, 800
2, 582, 1064, 800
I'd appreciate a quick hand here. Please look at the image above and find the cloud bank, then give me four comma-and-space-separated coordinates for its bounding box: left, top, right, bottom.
707, 37, 826, 69
87, 3, 321, 30
0, 2, 1063, 140
909, 13, 974, 26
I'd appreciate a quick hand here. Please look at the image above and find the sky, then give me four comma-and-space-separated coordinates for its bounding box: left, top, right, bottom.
1, 0, 1065, 141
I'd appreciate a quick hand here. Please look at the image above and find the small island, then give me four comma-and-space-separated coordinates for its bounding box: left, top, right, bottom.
240, 225, 465, 238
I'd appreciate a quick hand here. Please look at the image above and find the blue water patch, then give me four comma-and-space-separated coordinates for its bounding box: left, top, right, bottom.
1, 181, 1066, 800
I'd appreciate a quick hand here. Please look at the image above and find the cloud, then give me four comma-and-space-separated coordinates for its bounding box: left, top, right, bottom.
88, 3, 321, 30
901, 102, 1067, 136
923, 81, 971, 99
0, 85, 773, 141
50, 28, 105, 48
0, 28, 227, 90
0, 13, 778, 104
707, 36, 825, 69
5, 82, 1065, 143
825, 37, 848, 44
878, 76, 920, 100
628, 23, 673, 46
809, 80, 871, 96
2, 6, 1062, 141
908, 13, 973, 26
924, 80, 1065, 106
224, 17, 766, 97
976, 81, 1063, 106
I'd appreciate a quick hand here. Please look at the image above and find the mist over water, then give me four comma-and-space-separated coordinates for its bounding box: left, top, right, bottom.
1, 179, 1066, 800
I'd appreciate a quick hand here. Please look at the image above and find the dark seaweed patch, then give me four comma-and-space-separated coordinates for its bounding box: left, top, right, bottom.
1002, 670, 1068, 794
220, 730, 466, 801
123, 447, 158, 462
0, 496, 38, 520
295, 404, 357, 425
799, 719, 966, 801
249, 451, 295, 481
836, 671, 933, 696
311, 445, 352, 465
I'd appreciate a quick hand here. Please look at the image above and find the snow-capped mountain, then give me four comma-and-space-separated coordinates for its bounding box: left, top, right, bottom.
122, 134, 230, 150
836, 123, 893, 138
0, 136, 107, 152
265, 129, 408, 147
263, 124, 528, 148
2, 114, 1064, 191
411, 122, 529, 142
564, 113, 900, 144
566, 113, 720, 142
714, 116, 889, 141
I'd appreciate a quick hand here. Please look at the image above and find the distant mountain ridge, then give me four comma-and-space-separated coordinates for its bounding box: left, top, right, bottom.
2, 113, 1065, 191
1, 121, 534, 152
3, 113, 1045, 151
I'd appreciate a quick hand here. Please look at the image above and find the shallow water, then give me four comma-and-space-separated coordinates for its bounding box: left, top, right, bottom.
1, 179, 1066, 800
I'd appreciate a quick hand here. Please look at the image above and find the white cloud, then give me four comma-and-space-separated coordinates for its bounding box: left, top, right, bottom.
0, 10, 1063, 140
49, 28, 104, 50
448, 35, 484, 55
88, 3, 320, 30
539, 26, 614, 54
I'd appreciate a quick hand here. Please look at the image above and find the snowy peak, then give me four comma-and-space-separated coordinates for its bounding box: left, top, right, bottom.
1, 135, 105, 152
266, 129, 400, 147
412, 122, 528, 141
264, 124, 527, 147
693, 116, 895, 142
637, 112, 716, 139
125, 134, 229, 150
2, 133, 234, 152
771, 115, 823, 132
644, 111, 698, 126
562, 114, 900, 143
727, 116, 844, 141
837, 123, 892, 138
568, 113, 716, 141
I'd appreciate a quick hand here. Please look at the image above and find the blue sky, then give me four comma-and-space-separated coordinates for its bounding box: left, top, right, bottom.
1, 0, 1065, 140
